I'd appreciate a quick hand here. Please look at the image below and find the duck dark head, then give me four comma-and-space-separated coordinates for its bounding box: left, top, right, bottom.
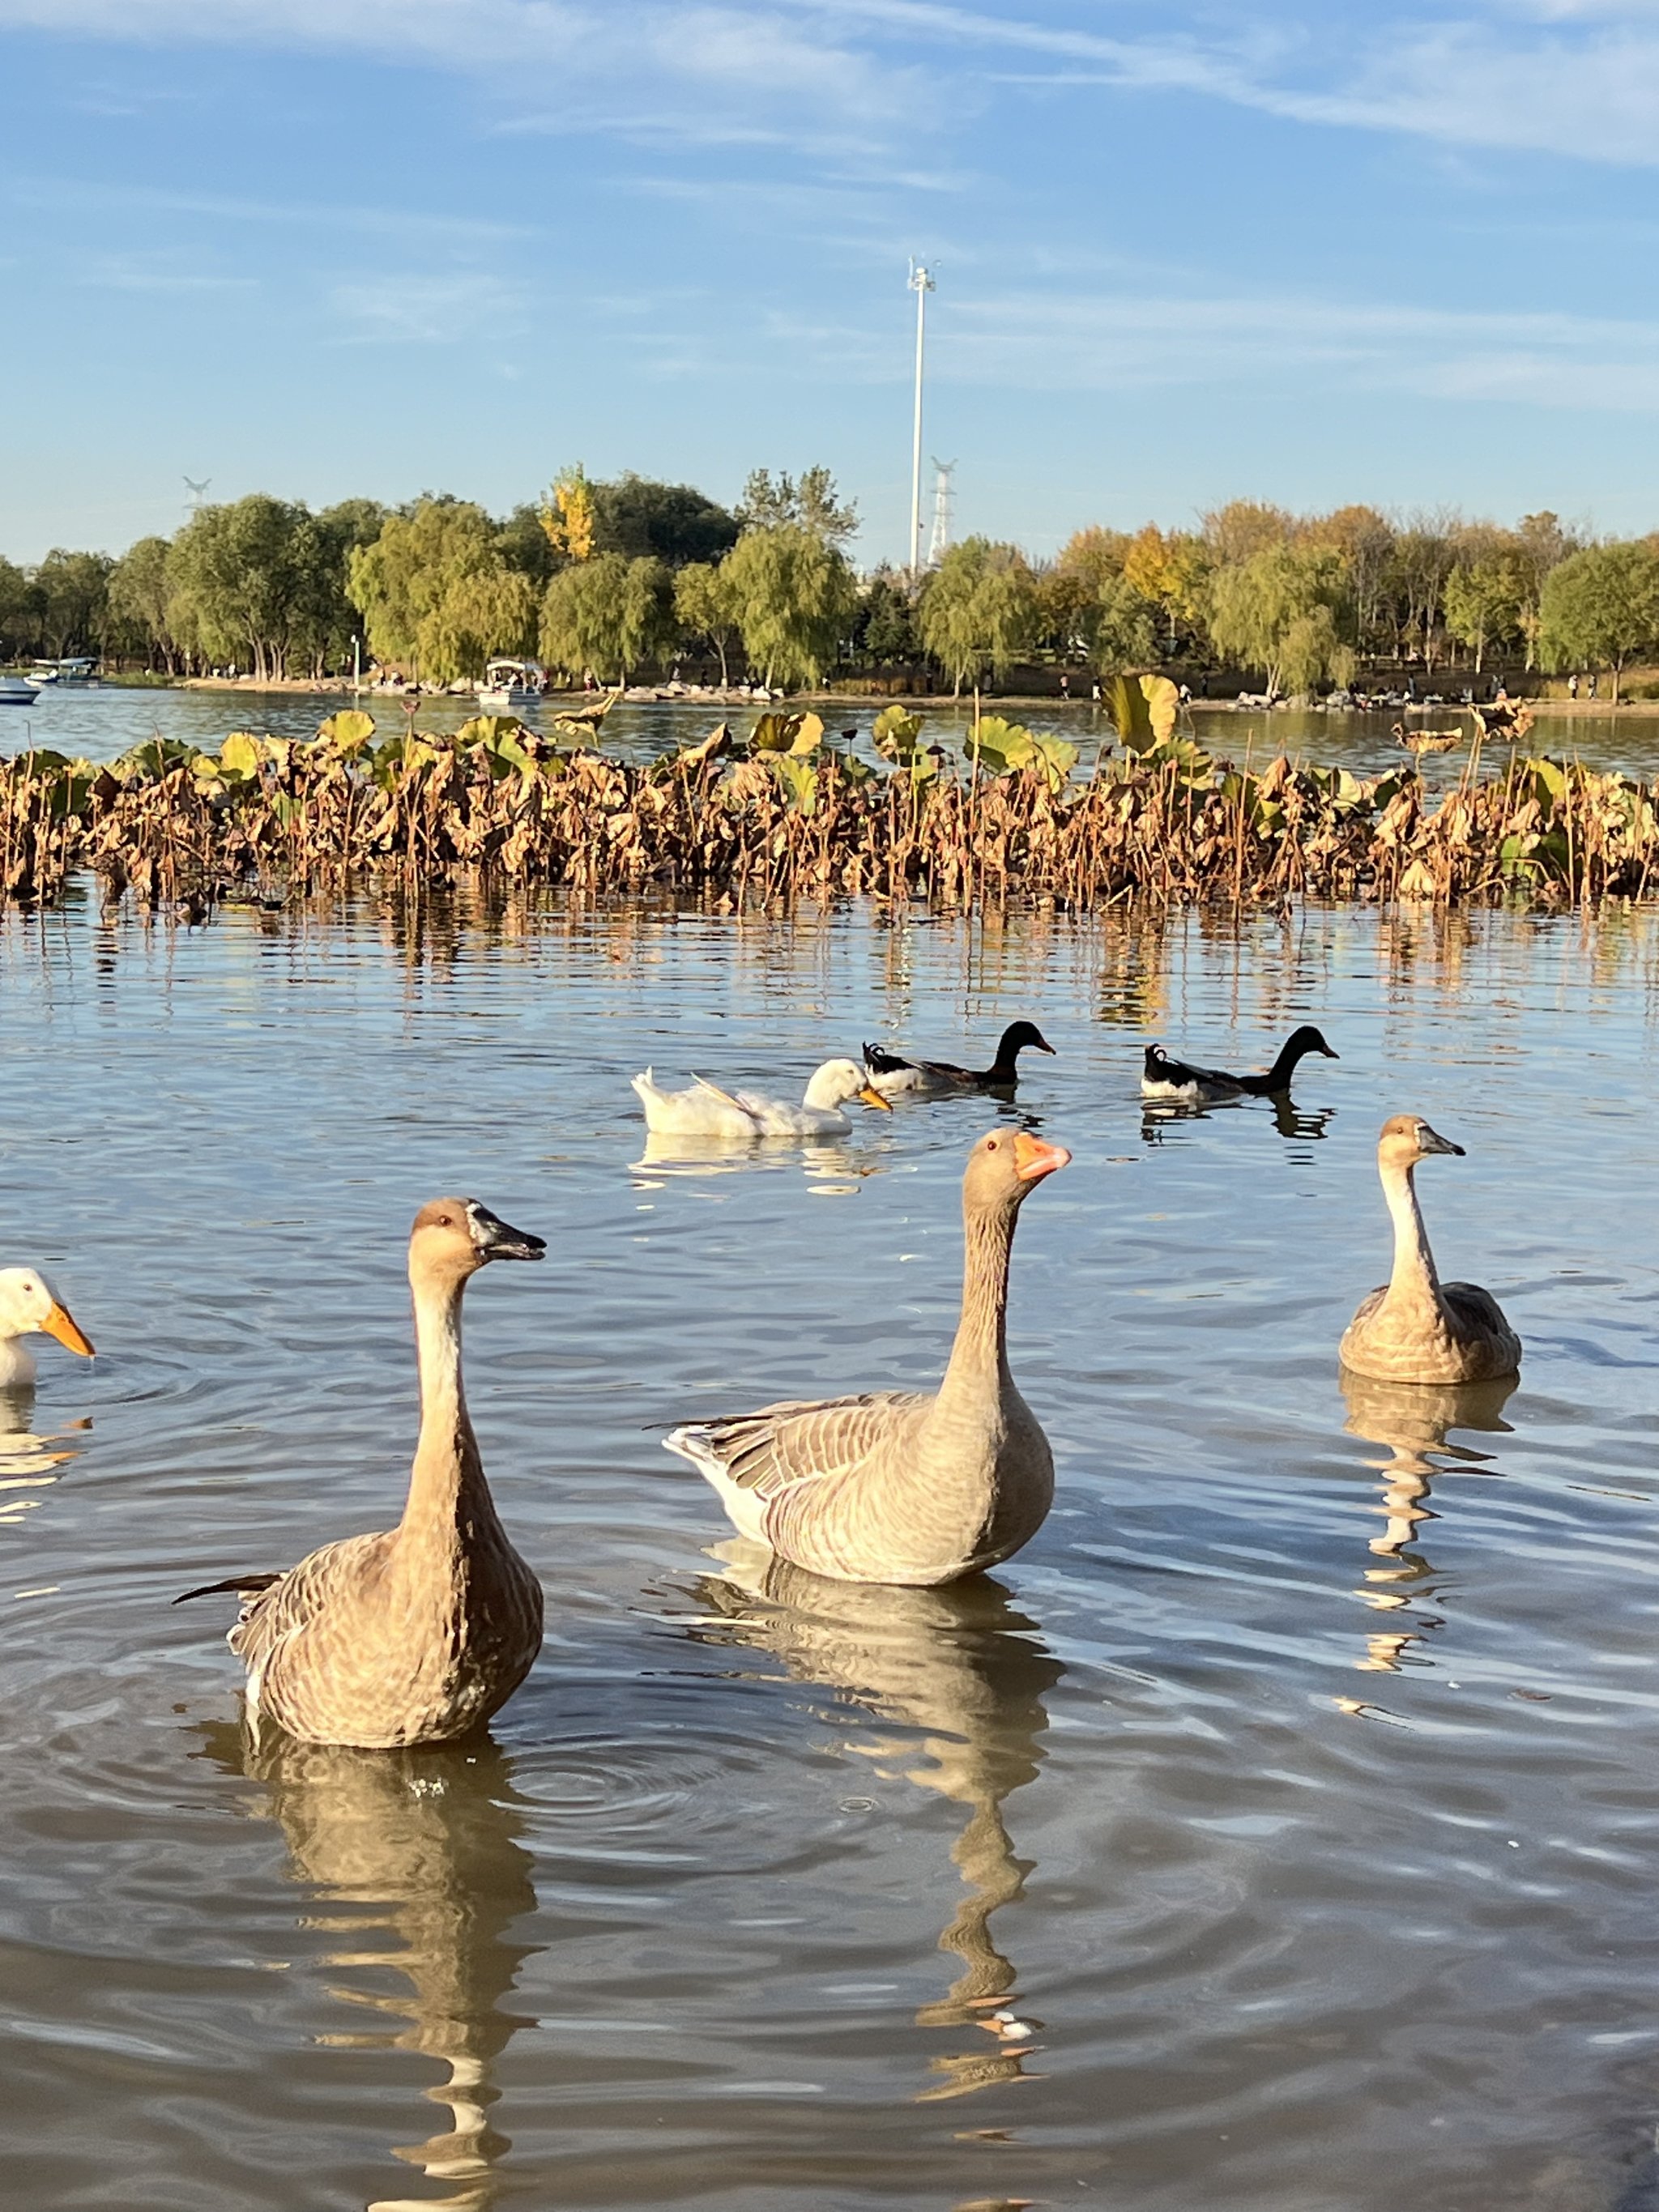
1285, 1025, 1339, 1062
996, 1021, 1056, 1061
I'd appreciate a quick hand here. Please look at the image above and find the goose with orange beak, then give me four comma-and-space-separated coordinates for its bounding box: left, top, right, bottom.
0, 1268, 96, 1390
667, 1128, 1070, 1585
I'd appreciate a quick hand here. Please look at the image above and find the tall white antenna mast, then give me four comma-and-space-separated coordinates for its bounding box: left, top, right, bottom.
928, 456, 956, 568
183, 475, 211, 518
906, 260, 935, 578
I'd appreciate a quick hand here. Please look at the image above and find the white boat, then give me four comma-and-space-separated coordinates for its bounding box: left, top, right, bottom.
0, 673, 39, 705
28, 657, 99, 688
476, 657, 546, 711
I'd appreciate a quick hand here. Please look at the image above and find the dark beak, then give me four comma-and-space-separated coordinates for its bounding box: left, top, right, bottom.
1322, 1044, 1340, 1059
1036, 1036, 1056, 1055
471, 1207, 546, 1262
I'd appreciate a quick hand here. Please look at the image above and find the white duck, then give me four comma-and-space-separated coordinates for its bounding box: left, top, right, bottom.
0, 1268, 96, 1388
632, 1059, 893, 1139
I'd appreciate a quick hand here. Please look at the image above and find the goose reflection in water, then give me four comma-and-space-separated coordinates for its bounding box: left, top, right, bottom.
1339, 1370, 1516, 1681
1138, 1099, 1335, 1144
200, 1723, 538, 2211
690, 1541, 1061, 2101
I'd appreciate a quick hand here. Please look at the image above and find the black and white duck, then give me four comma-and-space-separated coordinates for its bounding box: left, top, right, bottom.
1141, 1024, 1338, 1103
864, 1021, 1056, 1099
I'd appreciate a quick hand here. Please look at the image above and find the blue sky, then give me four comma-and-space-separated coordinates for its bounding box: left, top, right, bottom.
3, 0, 1659, 565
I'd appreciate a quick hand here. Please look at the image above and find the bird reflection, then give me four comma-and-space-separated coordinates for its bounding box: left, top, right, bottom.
0, 1383, 87, 1535
689, 1542, 1060, 2100
1339, 1370, 1516, 1679
198, 1723, 538, 2210
1139, 1097, 1333, 1143
630, 1129, 881, 1187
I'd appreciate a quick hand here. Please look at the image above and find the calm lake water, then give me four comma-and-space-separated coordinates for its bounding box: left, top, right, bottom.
5, 680, 1658, 783
4, 889, 1659, 2211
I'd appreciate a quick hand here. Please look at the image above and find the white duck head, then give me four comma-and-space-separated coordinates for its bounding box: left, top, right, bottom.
0, 1268, 96, 1389
802, 1059, 893, 1113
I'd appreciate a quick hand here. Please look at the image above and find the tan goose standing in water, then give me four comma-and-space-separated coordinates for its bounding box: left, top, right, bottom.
177, 1199, 547, 1747
667, 1128, 1070, 1585
1340, 1117, 1521, 1385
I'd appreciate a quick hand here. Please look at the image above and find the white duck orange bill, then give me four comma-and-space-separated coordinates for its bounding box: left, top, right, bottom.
43, 1301, 95, 1357
1013, 1132, 1072, 1182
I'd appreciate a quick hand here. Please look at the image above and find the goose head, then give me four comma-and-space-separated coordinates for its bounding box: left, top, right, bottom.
802, 1059, 893, 1114
0, 1268, 95, 1357
998, 1021, 1056, 1060
1285, 1025, 1339, 1062
1377, 1114, 1464, 1173
964, 1128, 1072, 1216
409, 1198, 547, 1289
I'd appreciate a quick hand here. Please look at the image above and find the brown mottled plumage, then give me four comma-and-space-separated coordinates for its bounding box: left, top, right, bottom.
1340, 1116, 1521, 1385
667, 1128, 1070, 1585
176, 1198, 546, 1747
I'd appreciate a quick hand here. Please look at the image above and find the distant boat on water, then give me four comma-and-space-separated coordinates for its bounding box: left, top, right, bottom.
476, 658, 547, 711
0, 673, 38, 705
28, 657, 100, 688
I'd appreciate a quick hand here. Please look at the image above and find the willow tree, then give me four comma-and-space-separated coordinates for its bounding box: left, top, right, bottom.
917, 537, 1037, 695
723, 526, 857, 690
1539, 540, 1659, 705
348, 497, 532, 682
674, 560, 744, 684
1205, 543, 1354, 697
540, 552, 670, 683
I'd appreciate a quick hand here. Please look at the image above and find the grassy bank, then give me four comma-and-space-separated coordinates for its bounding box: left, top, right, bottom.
1, 705, 1653, 915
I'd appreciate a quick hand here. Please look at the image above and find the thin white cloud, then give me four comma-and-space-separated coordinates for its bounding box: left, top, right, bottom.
331, 271, 531, 342
764, 284, 1659, 411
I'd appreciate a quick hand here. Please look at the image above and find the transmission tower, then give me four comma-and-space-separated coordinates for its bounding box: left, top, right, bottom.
906, 260, 936, 576
183, 475, 211, 518
927, 458, 956, 569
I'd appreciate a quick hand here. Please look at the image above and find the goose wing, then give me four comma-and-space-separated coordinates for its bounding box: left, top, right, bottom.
669, 1390, 927, 1501
226, 1530, 393, 1672
1440, 1281, 1519, 1345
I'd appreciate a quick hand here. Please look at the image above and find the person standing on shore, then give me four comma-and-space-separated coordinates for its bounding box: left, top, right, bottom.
1568, 672, 1580, 701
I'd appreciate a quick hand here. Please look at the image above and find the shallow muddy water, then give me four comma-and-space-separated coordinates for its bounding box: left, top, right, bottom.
4, 890, 1659, 2210
5, 680, 1657, 785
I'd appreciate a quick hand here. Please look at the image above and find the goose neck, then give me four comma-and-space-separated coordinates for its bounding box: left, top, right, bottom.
1381, 1158, 1442, 1307
936, 1199, 1017, 1413
399, 1263, 497, 1552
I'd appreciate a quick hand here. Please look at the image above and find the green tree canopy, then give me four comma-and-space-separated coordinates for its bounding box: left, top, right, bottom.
348, 497, 532, 682
723, 526, 857, 690
1205, 543, 1354, 696
167, 497, 311, 680
855, 570, 919, 665
736, 467, 858, 549
540, 553, 671, 682
593, 475, 740, 568
1539, 540, 1659, 703
108, 536, 181, 671
918, 538, 1037, 695
673, 560, 744, 685
1088, 573, 1160, 676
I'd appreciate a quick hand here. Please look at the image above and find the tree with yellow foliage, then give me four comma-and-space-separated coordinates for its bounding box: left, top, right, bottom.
539, 465, 595, 563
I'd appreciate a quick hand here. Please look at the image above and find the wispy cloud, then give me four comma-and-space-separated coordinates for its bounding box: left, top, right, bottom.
330, 270, 531, 343
763, 283, 1659, 411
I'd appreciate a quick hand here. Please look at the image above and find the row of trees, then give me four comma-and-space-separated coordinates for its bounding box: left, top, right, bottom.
7, 481, 1659, 698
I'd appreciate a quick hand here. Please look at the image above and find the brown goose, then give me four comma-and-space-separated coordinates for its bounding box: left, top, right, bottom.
176, 1198, 546, 1747
1339, 1117, 1520, 1385
666, 1128, 1070, 1584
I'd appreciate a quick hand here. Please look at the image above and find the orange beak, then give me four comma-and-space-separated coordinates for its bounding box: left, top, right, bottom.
859, 1085, 894, 1113
1013, 1132, 1071, 1183
42, 1301, 95, 1358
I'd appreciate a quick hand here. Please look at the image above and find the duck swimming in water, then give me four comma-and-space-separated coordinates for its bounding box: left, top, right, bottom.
1141, 1024, 1338, 1104
864, 1021, 1056, 1099
0, 1268, 95, 1389
1339, 1116, 1521, 1386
